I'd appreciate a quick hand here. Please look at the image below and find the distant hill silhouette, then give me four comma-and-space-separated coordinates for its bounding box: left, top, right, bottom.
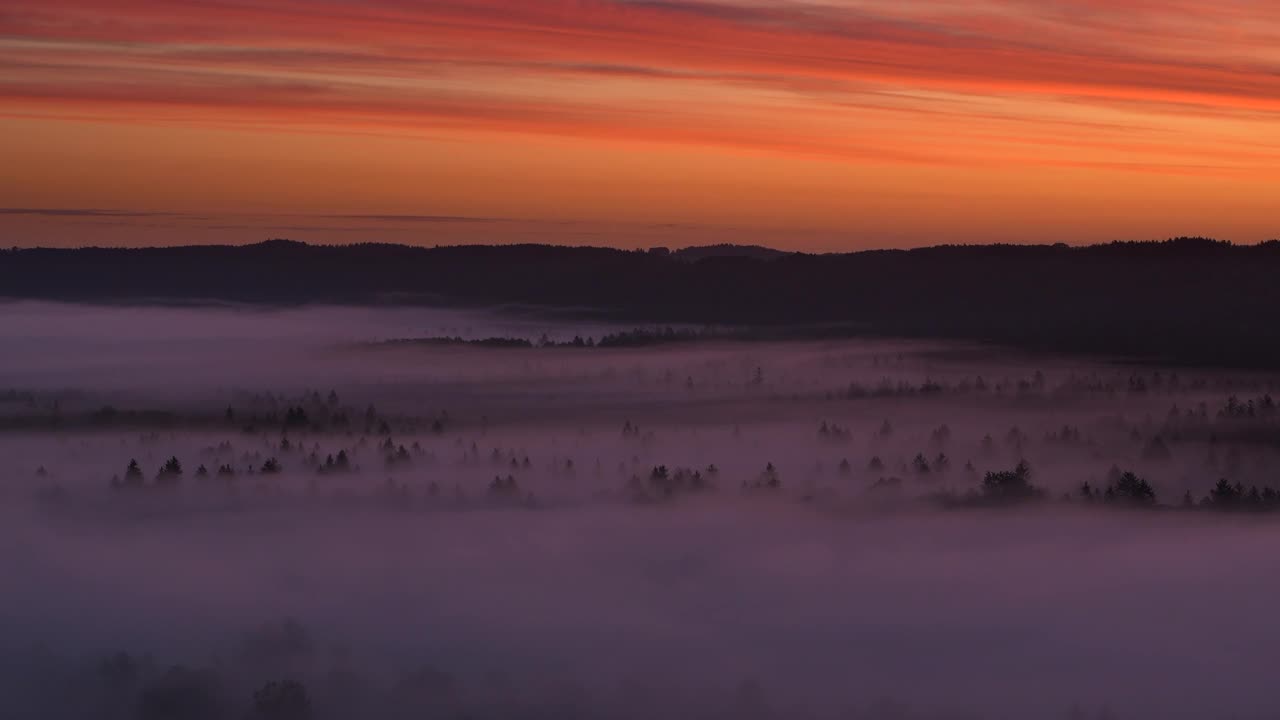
670, 244, 793, 262
4, 236, 1280, 367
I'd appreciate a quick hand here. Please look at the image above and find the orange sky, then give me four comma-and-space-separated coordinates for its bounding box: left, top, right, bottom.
2, 0, 1278, 249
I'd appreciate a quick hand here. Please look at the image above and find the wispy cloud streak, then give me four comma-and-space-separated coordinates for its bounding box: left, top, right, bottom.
1, 1, 1278, 248
1, 1, 1277, 172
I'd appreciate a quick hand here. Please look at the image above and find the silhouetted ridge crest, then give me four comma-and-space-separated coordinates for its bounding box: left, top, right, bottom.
4, 237, 1280, 366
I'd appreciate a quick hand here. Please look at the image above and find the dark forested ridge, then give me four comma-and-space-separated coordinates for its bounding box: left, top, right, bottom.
4, 237, 1280, 367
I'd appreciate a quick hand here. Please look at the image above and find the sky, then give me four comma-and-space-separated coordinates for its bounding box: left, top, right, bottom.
1, 0, 1278, 251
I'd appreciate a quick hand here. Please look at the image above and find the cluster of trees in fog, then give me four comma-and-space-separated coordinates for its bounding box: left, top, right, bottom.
4, 369, 1278, 519
925, 461, 1280, 513
382, 325, 711, 350
74, 435, 1280, 519
8, 366, 1279, 436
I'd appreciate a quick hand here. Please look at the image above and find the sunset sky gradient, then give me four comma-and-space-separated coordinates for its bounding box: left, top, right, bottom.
2, 0, 1278, 249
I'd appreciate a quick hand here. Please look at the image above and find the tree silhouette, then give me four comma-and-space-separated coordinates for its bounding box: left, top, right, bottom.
933, 453, 950, 472
284, 407, 309, 428
1108, 471, 1157, 506
1207, 478, 1242, 508
488, 474, 520, 500
155, 456, 183, 487
912, 453, 931, 474
761, 462, 780, 490
118, 458, 145, 488
980, 461, 1042, 504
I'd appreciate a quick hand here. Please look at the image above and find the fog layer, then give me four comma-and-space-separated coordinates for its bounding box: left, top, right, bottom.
3, 301, 1278, 720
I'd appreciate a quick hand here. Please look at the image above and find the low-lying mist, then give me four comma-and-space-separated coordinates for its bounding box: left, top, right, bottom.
3, 301, 1280, 720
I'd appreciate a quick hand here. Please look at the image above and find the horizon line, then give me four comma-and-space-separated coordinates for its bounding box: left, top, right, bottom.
7, 235, 1278, 256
